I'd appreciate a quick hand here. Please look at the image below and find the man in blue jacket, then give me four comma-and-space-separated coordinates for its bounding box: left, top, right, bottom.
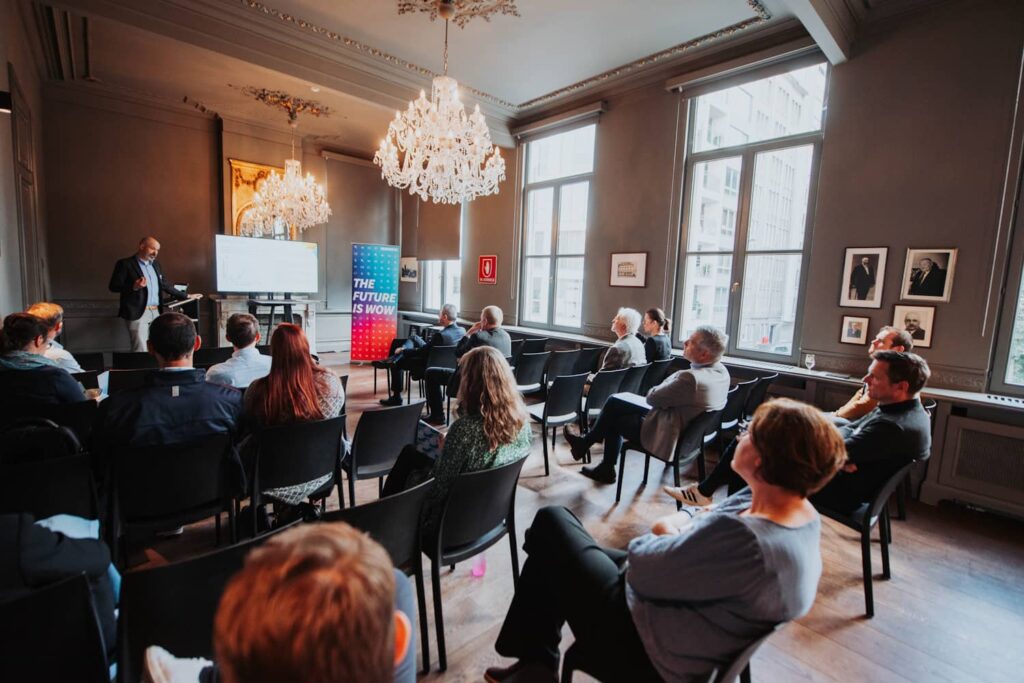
380, 303, 465, 407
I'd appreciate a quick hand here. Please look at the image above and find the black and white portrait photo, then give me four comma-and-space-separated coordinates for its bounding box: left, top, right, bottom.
901, 248, 957, 302
839, 247, 887, 308
893, 304, 935, 348
840, 315, 871, 344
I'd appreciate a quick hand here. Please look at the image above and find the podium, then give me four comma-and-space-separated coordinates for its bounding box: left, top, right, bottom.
211, 295, 320, 352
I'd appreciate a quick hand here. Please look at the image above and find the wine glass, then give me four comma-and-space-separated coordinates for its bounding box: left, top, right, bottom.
804, 353, 816, 371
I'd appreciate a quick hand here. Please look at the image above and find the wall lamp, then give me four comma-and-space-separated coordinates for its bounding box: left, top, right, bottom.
0, 91, 11, 114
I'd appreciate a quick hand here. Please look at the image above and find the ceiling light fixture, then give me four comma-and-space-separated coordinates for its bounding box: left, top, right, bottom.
374, 0, 506, 204
240, 118, 331, 239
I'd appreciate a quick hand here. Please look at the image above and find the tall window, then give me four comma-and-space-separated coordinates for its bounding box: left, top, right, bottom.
421, 259, 461, 314
520, 124, 596, 329
677, 62, 827, 361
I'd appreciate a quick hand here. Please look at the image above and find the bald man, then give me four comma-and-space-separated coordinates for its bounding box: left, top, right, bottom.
108, 236, 200, 351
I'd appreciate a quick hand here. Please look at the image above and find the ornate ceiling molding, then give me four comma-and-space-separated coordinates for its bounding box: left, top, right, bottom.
238, 0, 773, 113
232, 84, 332, 122
396, 0, 520, 28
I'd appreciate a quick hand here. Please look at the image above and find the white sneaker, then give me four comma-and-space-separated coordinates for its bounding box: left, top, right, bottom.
142, 645, 213, 683
663, 485, 713, 507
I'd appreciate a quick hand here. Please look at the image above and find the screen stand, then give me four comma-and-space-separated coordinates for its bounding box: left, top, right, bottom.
247, 292, 298, 338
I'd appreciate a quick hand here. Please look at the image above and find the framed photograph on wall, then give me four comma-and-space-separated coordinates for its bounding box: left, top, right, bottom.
839, 247, 887, 308
610, 252, 648, 287
893, 304, 935, 348
901, 248, 957, 302
840, 315, 871, 344
400, 257, 418, 283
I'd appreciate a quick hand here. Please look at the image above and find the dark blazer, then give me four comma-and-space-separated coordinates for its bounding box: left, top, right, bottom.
908, 266, 946, 297
108, 256, 187, 321
812, 398, 931, 513
455, 327, 512, 359
850, 264, 875, 298
405, 323, 466, 360
0, 365, 84, 406
0, 513, 116, 653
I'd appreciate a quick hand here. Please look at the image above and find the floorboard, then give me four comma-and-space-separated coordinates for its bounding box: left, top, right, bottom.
133, 357, 1024, 682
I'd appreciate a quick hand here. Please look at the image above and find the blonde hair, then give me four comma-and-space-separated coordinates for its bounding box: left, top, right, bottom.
457, 346, 528, 450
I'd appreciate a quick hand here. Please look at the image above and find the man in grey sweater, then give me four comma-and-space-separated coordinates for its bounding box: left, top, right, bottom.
565, 325, 730, 484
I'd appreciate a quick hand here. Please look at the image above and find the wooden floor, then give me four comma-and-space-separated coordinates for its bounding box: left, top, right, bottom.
138, 357, 1024, 682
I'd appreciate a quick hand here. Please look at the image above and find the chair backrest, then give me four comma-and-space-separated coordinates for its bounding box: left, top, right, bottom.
672, 409, 724, 465
618, 363, 651, 394
75, 352, 106, 372
515, 352, 550, 389
349, 401, 424, 478
639, 358, 673, 395
743, 373, 779, 419
708, 623, 785, 683
321, 478, 434, 571
437, 456, 527, 553
257, 344, 271, 356
107, 369, 157, 394
866, 461, 918, 522
584, 368, 629, 415
250, 416, 346, 500
72, 370, 101, 390
0, 417, 83, 464
721, 379, 758, 427
0, 454, 100, 520
574, 346, 605, 374
425, 344, 458, 370
0, 573, 109, 683
668, 357, 691, 373
521, 337, 549, 353
192, 346, 234, 368
544, 372, 589, 420
112, 351, 158, 370
544, 349, 580, 383
509, 338, 525, 364
116, 523, 298, 683
115, 434, 235, 524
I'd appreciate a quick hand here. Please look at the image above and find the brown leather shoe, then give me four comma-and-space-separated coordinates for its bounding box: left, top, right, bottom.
484, 660, 557, 683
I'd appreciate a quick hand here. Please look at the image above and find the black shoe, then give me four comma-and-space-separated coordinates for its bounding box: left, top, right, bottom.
562, 425, 590, 462
379, 395, 403, 407
424, 413, 446, 426
581, 464, 616, 484
484, 660, 557, 683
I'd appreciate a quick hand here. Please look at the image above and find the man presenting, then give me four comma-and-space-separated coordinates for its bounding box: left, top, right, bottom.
108, 236, 201, 352
422, 305, 511, 424
563, 326, 730, 484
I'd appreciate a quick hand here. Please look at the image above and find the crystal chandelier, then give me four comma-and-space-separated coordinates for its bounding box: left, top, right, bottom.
374, 1, 505, 204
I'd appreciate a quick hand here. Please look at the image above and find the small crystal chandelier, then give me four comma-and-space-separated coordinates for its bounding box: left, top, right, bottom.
374, 0, 506, 205
240, 131, 331, 239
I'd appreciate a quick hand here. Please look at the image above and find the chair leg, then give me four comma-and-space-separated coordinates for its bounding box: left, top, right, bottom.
697, 444, 707, 481
880, 510, 892, 580
641, 455, 650, 486
348, 473, 356, 509
228, 502, 237, 544
551, 424, 557, 450
373, 368, 378, 394
615, 445, 627, 503
673, 457, 682, 511
508, 518, 520, 587
740, 663, 752, 683
337, 474, 346, 509
378, 477, 384, 498
215, 512, 221, 545
431, 559, 448, 671
896, 478, 909, 521
414, 559, 431, 673
542, 423, 550, 476
861, 527, 874, 618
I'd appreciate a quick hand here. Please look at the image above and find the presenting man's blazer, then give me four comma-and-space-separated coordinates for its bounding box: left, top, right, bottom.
108, 256, 187, 321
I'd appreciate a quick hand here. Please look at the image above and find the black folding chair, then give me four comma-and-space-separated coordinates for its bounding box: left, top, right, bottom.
639, 358, 673, 395
528, 372, 589, 476
0, 574, 109, 683
0, 454, 100, 522
112, 351, 158, 370
116, 523, 299, 683
705, 623, 786, 683
193, 346, 234, 369
616, 409, 723, 508
515, 351, 550, 397
372, 337, 408, 394
580, 368, 629, 431
75, 351, 106, 372
894, 398, 937, 521
574, 346, 605, 374
742, 373, 779, 423
521, 337, 549, 354
247, 416, 347, 535
509, 338, 526, 365
817, 460, 920, 617
413, 344, 458, 403
543, 349, 581, 386
342, 401, 423, 506
323, 479, 435, 672
424, 457, 527, 671
110, 433, 240, 566
618, 363, 651, 394
1, 400, 97, 446
0, 417, 83, 464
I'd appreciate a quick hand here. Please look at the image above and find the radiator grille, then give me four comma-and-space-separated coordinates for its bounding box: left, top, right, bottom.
953, 429, 1024, 492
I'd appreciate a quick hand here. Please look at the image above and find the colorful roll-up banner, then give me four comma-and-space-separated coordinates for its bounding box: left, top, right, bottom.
351, 243, 400, 362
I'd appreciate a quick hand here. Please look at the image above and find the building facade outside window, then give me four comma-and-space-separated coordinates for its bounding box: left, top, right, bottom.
421, 259, 461, 314
520, 123, 596, 330
677, 62, 828, 361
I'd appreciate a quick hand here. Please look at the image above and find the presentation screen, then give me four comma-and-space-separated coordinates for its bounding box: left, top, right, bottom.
215, 235, 319, 293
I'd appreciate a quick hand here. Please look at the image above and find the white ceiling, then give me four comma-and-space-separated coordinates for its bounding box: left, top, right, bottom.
266, 0, 790, 105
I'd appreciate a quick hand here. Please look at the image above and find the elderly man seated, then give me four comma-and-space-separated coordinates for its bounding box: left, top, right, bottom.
564, 326, 730, 484
599, 307, 646, 370
380, 303, 466, 407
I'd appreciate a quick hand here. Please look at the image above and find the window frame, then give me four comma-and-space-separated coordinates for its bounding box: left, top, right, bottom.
518, 122, 598, 333
420, 259, 461, 314
674, 107, 824, 365
989, 202, 1024, 396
